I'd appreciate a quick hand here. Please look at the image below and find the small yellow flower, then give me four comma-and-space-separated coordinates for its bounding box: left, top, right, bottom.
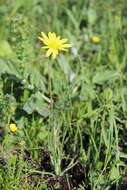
10, 106, 16, 113
91, 36, 100, 43
38, 32, 72, 59
9, 124, 17, 132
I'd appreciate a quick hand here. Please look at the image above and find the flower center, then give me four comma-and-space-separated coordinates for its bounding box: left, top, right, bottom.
48, 41, 60, 50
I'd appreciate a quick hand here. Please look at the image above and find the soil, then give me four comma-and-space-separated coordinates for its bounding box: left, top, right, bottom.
1, 148, 126, 189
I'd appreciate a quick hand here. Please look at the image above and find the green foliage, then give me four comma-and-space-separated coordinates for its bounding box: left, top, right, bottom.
0, 0, 127, 189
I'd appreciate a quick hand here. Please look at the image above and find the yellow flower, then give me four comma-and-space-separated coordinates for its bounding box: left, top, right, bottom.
9, 123, 17, 132
38, 32, 72, 59
91, 36, 100, 43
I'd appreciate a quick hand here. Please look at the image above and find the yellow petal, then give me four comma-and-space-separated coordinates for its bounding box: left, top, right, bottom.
48, 32, 53, 39
41, 32, 48, 40
52, 33, 57, 39
60, 38, 68, 43
46, 49, 53, 57
57, 36, 60, 40
60, 48, 68, 51
41, 46, 49, 49
43, 39, 50, 45
38, 37, 44, 41
52, 50, 58, 59
38, 36, 49, 45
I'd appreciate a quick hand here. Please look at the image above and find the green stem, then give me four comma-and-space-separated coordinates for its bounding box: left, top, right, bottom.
48, 58, 53, 106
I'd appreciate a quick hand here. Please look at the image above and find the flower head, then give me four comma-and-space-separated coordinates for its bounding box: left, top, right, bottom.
91, 36, 100, 43
9, 123, 17, 132
38, 32, 72, 59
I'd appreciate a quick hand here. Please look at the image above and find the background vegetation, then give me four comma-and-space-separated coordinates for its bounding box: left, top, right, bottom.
0, 0, 127, 189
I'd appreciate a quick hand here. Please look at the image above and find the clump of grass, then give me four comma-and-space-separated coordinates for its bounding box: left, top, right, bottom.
0, 0, 127, 189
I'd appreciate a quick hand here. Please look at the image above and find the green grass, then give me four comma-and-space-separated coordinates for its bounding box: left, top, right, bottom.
0, 0, 127, 189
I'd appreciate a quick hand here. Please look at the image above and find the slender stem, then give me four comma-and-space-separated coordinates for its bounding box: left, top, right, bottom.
48, 58, 53, 106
